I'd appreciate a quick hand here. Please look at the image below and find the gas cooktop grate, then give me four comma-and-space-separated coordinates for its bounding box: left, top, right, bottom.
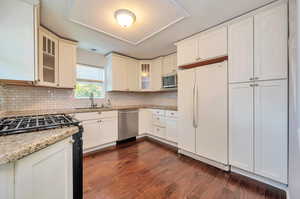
0, 114, 79, 136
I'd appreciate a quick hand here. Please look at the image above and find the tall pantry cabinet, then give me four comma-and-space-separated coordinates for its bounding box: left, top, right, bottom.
228, 3, 288, 184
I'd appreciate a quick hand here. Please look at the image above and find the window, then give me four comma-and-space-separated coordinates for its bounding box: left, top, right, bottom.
75, 64, 105, 98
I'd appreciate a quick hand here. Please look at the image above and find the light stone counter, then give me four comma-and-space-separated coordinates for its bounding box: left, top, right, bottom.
0, 126, 79, 165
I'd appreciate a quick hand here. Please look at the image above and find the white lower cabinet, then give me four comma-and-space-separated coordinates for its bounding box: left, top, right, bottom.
229, 80, 288, 184
165, 117, 178, 143
138, 109, 153, 135
75, 111, 118, 152
139, 109, 178, 143
15, 138, 73, 199
254, 80, 288, 184
229, 83, 254, 172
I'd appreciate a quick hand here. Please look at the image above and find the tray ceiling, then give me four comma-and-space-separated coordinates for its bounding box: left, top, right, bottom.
68, 0, 189, 45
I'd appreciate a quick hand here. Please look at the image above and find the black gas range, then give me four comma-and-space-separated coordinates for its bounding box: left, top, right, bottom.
0, 114, 80, 136
0, 113, 83, 199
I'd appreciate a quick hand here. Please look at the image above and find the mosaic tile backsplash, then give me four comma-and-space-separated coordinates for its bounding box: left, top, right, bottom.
0, 85, 177, 112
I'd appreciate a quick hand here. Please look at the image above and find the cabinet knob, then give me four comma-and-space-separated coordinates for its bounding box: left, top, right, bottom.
249, 77, 254, 81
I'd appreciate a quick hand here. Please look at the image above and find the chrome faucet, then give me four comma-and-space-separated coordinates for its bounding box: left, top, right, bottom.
89, 93, 97, 108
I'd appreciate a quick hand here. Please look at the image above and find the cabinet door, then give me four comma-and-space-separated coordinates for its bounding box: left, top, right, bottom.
177, 39, 198, 66
58, 40, 76, 88
197, 26, 227, 61
0, 0, 36, 81
126, 59, 139, 91
166, 118, 178, 143
152, 126, 166, 139
100, 118, 118, 144
254, 80, 288, 184
229, 83, 254, 172
82, 120, 101, 150
151, 59, 162, 91
39, 29, 59, 87
162, 55, 172, 75
139, 61, 151, 90
112, 56, 128, 91
177, 69, 196, 153
195, 62, 228, 164
254, 4, 288, 81
139, 109, 152, 135
15, 138, 73, 199
228, 18, 254, 83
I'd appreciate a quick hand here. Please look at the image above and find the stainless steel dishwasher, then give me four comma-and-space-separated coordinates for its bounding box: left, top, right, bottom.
118, 109, 139, 141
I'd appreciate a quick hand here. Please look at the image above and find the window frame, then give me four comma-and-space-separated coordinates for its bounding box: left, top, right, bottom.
75, 63, 105, 99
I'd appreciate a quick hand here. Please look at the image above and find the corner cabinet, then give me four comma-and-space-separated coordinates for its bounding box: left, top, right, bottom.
106, 53, 139, 91
37, 27, 77, 88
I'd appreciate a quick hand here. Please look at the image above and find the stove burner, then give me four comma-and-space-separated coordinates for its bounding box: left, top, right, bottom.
0, 114, 80, 136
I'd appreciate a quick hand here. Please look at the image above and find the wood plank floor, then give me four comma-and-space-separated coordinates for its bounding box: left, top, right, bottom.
83, 140, 286, 199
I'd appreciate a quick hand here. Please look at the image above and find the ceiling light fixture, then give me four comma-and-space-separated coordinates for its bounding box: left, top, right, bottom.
114, 9, 136, 28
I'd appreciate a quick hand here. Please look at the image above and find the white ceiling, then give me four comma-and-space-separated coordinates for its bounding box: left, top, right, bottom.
40, 0, 276, 59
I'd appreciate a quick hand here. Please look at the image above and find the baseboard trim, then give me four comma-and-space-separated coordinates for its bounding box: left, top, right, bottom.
178, 148, 230, 171
83, 142, 116, 155
231, 166, 288, 191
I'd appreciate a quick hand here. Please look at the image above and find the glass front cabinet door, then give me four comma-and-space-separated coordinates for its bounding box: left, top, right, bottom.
38, 27, 59, 86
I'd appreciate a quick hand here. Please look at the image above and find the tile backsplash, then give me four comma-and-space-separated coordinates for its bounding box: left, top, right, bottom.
0, 85, 177, 112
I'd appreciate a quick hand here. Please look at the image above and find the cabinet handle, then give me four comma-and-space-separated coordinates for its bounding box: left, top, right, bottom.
57, 83, 59, 86
254, 77, 259, 80
249, 77, 254, 81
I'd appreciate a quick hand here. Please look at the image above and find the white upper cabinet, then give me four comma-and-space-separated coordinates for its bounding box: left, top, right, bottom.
38, 27, 77, 88
254, 80, 288, 184
139, 61, 152, 90
151, 58, 163, 90
38, 28, 59, 87
229, 83, 254, 172
176, 26, 227, 67
162, 53, 177, 76
58, 39, 77, 88
197, 26, 228, 61
0, 0, 38, 81
229, 18, 254, 83
106, 54, 128, 91
254, 4, 288, 81
177, 39, 198, 66
126, 58, 139, 91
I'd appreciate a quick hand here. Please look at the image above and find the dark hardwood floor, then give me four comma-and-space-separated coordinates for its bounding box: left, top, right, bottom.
83, 140, 286, 199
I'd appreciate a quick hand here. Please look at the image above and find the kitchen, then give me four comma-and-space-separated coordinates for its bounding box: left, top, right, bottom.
0, 0, 300, 199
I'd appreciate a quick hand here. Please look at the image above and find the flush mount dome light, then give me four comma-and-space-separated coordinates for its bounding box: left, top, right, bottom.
114, 9, 136, 28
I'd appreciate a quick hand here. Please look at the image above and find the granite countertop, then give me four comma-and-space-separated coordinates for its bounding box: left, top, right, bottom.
0, 126, 79, 165
0, 105, 178, 118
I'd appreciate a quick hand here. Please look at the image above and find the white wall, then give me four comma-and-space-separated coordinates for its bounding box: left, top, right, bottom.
77, 48, 106, 67
289, 0, 300, 198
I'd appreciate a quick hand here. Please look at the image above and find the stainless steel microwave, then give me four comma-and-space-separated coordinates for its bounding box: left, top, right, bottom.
162, 75, 177, 88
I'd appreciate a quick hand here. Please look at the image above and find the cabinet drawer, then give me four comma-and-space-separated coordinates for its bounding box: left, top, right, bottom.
166, 111, 178, 118
74, 111, 117, 121
152, 115, 165, 127
153, 125, 166, 139
152, 109, 165, 116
